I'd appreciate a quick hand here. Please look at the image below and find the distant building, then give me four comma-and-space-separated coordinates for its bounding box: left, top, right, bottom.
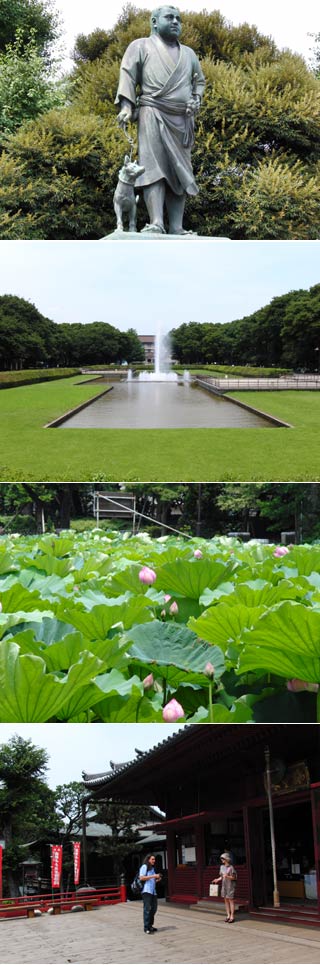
138, 335, 155, 364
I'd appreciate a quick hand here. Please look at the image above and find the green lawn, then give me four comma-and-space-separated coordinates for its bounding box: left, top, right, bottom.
0, 378, 320, 481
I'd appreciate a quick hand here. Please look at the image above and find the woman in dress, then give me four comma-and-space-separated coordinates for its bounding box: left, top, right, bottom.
212, 851, 237, 922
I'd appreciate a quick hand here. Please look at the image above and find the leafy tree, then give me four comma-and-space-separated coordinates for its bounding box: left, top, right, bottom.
119, 329, 145, 364
0, 0, 60, 58
93, 800, 151, 880
0, 7, 319, 238
310, 33, 320, 77
0, 294, 143, 368
73, 29, 113, 65
72, 5, 278, 68
171, 282, 320, 370
0, 31, 65, 135
0, 735, 59, 896
132, 484, 190, 535
0, 295, 55, 367
54, 781, 88, 889
216, 483, 320, 542
0, 483, 96, 531
55, 781, 87, 836
280, 284, 320, 369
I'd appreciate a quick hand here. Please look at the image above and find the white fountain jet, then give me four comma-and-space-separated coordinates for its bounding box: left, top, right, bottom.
138, 327, 180, 382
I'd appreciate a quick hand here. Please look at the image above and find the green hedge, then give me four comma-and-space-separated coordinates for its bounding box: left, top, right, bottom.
0, 368, 80, 388
179, 365, 292, 378
0, 514, 37, 534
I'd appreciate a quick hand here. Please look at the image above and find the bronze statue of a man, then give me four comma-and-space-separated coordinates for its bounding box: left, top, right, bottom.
115, 5, 205, 235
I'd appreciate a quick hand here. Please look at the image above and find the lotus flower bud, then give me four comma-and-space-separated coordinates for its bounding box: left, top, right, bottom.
169, 601, 179, 616
194, 549, 202, 559
287, 679, 319, 693
163, 698, 185, 722
164, 594, 171, 603
204, 662, 215, 678
139, 566, 157, 584
160, 609, 166, 619
143, 673, 154, 690
273, 546, 290, 558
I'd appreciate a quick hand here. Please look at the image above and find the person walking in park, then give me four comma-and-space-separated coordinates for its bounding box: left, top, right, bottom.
139, 853, 162, 934
212, 852, 237, 922
116, 6, 205, 235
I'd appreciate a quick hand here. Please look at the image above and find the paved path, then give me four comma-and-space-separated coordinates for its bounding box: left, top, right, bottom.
2, 900, 320, 964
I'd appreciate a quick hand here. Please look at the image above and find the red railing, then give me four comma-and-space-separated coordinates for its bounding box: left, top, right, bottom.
0, 885, 126, 920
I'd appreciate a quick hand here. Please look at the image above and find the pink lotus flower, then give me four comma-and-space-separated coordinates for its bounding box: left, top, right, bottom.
169, 601, 179, 616
143, 673, 154, 690
139, 566, 157, 585
162, 699, 185, 722
194, 549, 202, 559
164, 594, 171, 603
287, 679, 319, 693
204, 662, 215, 678
273, 546, 290, 558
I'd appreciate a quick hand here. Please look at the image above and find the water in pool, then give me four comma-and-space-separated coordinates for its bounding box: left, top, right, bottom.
60, 382, 276, 429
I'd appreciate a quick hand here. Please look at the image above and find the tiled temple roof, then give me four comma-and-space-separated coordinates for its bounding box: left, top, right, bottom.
82, 726, 189, 789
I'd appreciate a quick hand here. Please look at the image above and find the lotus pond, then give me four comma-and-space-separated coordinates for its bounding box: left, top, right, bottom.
1, 530, 320, 723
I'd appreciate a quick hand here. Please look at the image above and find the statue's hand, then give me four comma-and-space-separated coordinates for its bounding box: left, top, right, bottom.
186, 96, 201, 116
117, 107, 133, 129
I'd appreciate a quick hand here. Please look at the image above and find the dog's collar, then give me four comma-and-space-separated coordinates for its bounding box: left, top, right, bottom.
118, 173, 135, 185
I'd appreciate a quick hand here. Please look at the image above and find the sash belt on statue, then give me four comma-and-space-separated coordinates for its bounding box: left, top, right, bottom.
139, 95, 195, 147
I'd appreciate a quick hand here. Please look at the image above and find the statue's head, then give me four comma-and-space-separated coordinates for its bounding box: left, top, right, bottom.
150, 6, 182, 41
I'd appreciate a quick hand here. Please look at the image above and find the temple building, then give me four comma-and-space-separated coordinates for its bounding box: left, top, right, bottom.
82, 725, 320, 926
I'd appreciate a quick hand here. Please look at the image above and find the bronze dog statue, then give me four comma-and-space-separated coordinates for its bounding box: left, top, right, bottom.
113, 155, 145, 232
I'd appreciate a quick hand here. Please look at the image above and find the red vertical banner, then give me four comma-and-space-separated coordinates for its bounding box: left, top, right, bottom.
72, 842, 81, 886
50, 845, 63, 889
0, 846, 2, 899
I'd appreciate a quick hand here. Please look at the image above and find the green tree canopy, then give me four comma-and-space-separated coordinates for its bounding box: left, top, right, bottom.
0, 294, 144, 368
0, 0, 60, 57
0, 32, 65, 135
0, 735, 59, 896
93, 800, 152, 878
171, 282, 320, 369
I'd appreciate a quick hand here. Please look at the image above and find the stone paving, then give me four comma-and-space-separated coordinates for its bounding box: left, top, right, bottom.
2, 900, 320, 964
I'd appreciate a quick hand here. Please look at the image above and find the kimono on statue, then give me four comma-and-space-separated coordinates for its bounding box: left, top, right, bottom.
115, 35, 205, 197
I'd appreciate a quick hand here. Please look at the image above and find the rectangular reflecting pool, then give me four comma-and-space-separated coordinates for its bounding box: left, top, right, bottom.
59, 382, 278, 429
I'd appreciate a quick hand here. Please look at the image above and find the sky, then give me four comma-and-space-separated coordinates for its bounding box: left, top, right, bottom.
0, 724, 182, 789
56, 0, 318, 68
0, 240, 319, 334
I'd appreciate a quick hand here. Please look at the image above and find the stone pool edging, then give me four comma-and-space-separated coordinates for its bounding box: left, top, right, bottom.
195, 378, 292, 428
44, 386, 114, 428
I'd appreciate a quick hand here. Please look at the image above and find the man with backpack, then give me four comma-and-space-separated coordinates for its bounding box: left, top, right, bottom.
139, 854, 162, 934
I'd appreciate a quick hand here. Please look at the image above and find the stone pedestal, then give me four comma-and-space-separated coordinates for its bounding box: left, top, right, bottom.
102, 230, 229, 241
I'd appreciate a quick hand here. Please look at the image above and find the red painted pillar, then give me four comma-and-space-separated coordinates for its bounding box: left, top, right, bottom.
195, 823, 205, 899
166, 829, 176, 899
120, 875, 127, 902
